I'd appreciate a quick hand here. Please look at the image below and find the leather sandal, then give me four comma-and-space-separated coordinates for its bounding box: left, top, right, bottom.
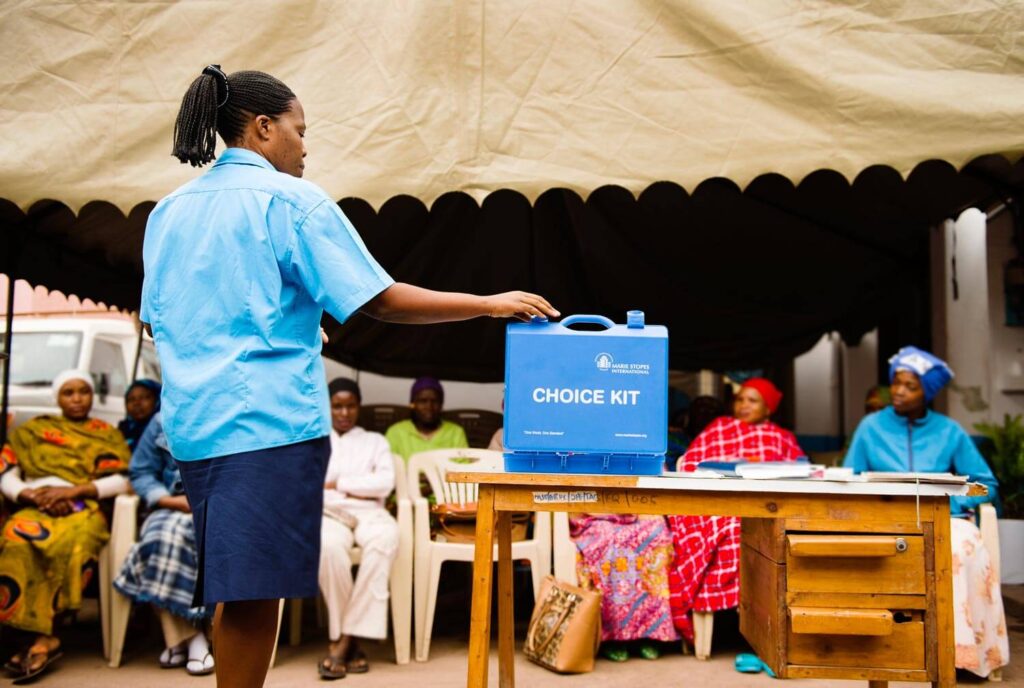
12, 647, 63, 685
318, 655, 346, 680
345, 647, 369, 674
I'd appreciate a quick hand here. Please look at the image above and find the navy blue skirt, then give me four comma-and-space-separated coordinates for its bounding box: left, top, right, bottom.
176, 436, 330, 605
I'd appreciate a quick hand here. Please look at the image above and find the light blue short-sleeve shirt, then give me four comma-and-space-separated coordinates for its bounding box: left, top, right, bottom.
141, 148, 394, 461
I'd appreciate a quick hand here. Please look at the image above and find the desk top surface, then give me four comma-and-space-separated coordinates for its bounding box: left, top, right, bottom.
447, 467, 984, 497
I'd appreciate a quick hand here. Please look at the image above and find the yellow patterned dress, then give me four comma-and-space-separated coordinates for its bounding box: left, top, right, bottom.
0, 415, 130, 634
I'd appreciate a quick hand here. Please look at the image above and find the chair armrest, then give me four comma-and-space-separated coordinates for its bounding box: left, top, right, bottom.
396, 496, 413, 552
979, 503, 1000, 584
413, 497, 431, 545
108, 494, 140, 568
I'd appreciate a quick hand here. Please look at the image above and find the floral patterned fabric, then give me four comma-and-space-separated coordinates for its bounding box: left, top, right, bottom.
0, 415, 130, 634
571, 514, 679, 642
951, 517, 1009, 677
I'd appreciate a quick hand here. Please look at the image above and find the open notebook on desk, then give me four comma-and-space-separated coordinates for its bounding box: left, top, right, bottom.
860, 471, 967, 485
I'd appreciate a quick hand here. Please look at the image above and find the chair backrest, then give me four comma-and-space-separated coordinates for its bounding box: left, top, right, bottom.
359, 404, 411, 435
407, 448, 503, 506
441, 409, 504, 449
392, 453, 409, 502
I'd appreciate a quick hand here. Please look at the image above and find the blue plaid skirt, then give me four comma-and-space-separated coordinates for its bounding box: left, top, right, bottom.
176, 436, 330, 605
114, 509, 210, 622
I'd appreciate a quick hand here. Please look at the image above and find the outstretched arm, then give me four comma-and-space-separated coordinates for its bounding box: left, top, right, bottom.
361, 283, 559, 324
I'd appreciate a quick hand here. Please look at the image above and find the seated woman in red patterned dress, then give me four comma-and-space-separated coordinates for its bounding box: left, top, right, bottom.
665, 378, 804, 642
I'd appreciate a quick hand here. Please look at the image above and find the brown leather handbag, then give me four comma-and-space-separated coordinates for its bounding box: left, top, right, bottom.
523, 575, 602, 673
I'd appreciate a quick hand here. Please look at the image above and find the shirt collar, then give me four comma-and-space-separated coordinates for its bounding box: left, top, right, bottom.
211, 147, 277, 172
332, 425, 366, 440
883, 405, 932, 427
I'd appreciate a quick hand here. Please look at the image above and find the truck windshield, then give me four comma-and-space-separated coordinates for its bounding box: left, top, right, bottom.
1, 332, 83, 386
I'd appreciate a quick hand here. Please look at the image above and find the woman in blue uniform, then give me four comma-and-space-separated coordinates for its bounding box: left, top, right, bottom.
142, 65, 558, 688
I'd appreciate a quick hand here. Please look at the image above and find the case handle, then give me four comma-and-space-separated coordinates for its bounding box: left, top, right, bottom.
559, 314, 616, 330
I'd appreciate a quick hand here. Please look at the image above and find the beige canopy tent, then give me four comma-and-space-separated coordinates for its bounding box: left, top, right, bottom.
1, 0, 1023, 381
1, 0, 1021, 212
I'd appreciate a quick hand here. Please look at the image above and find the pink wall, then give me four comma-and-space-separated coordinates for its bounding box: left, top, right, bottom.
0, 276, 123, 317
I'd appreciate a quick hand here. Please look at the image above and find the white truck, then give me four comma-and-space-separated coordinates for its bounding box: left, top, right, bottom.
2, 315, 161, 428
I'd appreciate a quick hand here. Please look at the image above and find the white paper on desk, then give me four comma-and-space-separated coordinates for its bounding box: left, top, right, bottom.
735, 463, 814, 479
664, 469, 724, 479
861, 471, 967, 485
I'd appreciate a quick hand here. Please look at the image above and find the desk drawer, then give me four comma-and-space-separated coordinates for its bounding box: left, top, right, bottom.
788, 608, 925, 670
786, 534, 925, 595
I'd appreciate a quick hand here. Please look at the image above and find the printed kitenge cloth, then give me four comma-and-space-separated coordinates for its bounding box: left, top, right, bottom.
114, 509, 210, 622
951, 518, 1010, 676
0, 415, 130, 634
571, 514, 679, 642
668, 416, 803, 640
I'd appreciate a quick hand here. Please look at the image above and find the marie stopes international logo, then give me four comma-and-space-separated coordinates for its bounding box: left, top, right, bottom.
594, 352, 650, 376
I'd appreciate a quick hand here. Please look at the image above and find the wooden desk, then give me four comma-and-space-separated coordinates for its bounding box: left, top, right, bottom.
448, 469, 982, 688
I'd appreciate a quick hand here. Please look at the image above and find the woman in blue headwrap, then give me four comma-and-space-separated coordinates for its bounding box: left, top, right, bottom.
117, 379, 161, 452
844, 346, 1008, 677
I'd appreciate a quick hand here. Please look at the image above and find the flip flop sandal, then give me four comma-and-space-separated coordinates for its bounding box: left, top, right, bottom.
159, 645, 188, 669
637, 642, 660, 660
600, 643, 629, 662
186, 652, 215, 676
734, 653, 776, 677
13, 649, 63, 685
4, 654, 25, 676
345, 648, 369, 674
318, 655, 346, 681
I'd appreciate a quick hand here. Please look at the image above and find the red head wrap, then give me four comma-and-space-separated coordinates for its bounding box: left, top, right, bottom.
740, 377, 782, 415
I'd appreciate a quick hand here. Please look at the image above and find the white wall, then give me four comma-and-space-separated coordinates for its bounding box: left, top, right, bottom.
793, 333, 841, 442
841, 329, 879, 436
943, 209, 994, 430
985, 210, 1024, 419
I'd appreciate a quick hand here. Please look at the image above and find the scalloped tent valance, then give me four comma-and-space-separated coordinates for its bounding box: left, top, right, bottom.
3, 155, 1022, 381
2, 1, 1023, 212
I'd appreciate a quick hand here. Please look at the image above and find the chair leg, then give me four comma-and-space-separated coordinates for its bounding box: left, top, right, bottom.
288, 598, 303, 647
413, 549, 431, 662
390, 556, 412, 664
693, 611, 714, 660
98, 544, 112, 661
269, 600, 286, 668
107, 589, 132, 668
417, 556, 444, 662
526, 554, 542, 603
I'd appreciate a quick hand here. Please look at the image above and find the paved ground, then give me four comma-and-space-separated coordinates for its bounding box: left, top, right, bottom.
4, 582, 1021, 687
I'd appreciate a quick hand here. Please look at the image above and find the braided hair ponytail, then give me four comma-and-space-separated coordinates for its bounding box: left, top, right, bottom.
172, 65, 296, 167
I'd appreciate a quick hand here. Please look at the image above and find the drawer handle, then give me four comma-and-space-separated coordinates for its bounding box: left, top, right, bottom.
787, 535, 908, 558
789, 607, 894, 636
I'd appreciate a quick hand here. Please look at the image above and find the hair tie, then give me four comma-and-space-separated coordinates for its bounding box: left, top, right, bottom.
202, 64, 230, 108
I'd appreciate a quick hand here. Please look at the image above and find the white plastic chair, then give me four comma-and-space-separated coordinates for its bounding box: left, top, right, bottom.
101, 493, 140, 667
408, 448, 551, 662
272, 453, 413, 666
552, 511, 715, 659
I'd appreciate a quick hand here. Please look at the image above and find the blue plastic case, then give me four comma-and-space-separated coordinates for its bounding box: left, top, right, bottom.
502, 311, 668, 475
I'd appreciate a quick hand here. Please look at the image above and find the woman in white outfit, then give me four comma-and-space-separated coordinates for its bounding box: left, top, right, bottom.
319, 378, 399, 679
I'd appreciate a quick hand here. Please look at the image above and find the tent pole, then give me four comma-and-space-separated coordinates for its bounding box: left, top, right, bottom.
1, 275, 16, 448
131, 324, 144, 384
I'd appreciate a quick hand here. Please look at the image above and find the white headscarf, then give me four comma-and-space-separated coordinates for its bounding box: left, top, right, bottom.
51, 369, 94, 402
